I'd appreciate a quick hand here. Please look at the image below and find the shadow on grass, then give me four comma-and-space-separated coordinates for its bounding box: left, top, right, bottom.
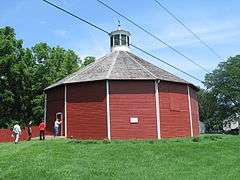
66, 134, 228, 146
202, 135, 223, 141
67, 139, 111, 145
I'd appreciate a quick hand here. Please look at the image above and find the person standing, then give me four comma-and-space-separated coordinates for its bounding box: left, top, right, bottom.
27, 121, 33, 141
13, 122, 21, 144
54, 119, 62, 137
39, 119, 46, 140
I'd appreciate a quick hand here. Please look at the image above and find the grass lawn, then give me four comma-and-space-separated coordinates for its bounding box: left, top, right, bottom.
0, 135, 240, 180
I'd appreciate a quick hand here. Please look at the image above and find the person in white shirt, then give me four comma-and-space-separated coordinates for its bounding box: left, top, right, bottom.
54, 119, 62, 137
13, 123, 21, 144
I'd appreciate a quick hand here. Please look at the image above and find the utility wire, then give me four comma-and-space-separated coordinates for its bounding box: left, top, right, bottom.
153, 0, 222, 60
97, 0, 210, 73
42, 0, 109, 34
42, 0, 204, 83
131, 44, 204, 83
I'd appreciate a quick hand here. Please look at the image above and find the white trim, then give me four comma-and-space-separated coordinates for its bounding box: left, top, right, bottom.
155, 80, 161, 139
64, 85, 67, 138
112, 46, 130, 52
106, 80, 111, 140
187, 85, 194, 137
44, 93, 47, 124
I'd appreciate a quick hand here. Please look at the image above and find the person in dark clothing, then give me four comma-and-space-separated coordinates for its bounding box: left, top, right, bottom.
39, 119, 46, 140
27, 121, 33, 141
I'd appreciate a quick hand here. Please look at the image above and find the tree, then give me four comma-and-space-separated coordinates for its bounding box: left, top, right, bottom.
0, 26, 87, 128
31, 43, 82, 123
0, 27, 35, 127
197, 89, 224, 132
201, 55, 240, 131
205, 55, 240, 117
83, 56, 95, 67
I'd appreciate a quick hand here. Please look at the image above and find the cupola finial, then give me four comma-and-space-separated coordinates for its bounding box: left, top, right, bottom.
118, 20, 121, 30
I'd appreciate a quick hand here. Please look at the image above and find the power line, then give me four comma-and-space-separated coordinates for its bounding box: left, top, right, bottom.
131, 44, 204, 83
42, 0, 109, 34
153, 0, 222, 60
97, 0, 210, 73
42, 0, 204, 84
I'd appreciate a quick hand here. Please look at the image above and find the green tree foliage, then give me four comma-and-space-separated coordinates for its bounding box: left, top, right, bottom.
31, 43, 81, 125
205, 55, 240, 114
0, 27, 30, 128
197, 89, 224, 132
199, 55, 240, 132
0, 26, 93, 128
83, 56, 95, 67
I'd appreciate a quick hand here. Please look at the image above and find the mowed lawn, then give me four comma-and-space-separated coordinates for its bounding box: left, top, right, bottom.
0, 135, 240, 180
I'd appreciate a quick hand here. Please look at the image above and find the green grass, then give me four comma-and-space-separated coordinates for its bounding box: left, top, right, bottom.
0, 135, 240, 180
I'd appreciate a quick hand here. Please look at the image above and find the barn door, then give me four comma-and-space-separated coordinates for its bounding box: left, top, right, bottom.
56, 112, 64, 136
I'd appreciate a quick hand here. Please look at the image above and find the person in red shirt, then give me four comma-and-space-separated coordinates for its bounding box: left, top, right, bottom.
39, 119, 46, 140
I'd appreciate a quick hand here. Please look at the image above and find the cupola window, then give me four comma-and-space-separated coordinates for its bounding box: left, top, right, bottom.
110, 36, 113, 47
114, 34, 120, 46
121, 34, 127, 45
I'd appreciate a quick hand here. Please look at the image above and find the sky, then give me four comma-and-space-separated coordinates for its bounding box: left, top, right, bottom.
1, 0, 240, 87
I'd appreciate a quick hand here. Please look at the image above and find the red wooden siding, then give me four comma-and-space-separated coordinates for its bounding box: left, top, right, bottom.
46, 86, 65, 135
109, 81, 157, 140
0, 126, 43, 142
189, 86, 200, 136
159, 82, 191, 138
67, 81, 107, 139
45, 80, 199, 140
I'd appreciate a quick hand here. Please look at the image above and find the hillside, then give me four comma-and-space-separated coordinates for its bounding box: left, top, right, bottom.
0, 135, 240, 180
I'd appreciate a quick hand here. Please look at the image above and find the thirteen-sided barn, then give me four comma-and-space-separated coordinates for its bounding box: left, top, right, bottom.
44, 27, 200, 140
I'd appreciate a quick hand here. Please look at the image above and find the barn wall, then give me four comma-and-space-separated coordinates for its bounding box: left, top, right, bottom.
46, 86, 65, 134
159, 82, 192, 138
0, 126, 41, 142
67, 81, 107, 139
189, 86, 200, 136
109, 80, 157, 140
46, 80, 199, 140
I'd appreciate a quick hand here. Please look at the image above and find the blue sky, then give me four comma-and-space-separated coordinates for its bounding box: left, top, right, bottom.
1, 0, 240, 87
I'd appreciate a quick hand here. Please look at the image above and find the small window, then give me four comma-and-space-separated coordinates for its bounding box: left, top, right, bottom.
114, 34, 120, 46
127, 36, 130, 46
110, 36, 113, 47
121, 34, 127, 45
130, 117, 138, 124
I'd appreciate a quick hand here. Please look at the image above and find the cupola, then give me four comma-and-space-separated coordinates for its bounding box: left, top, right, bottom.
110, 23, 130, 52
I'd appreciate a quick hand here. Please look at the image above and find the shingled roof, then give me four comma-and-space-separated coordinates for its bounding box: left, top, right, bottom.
45, 51, 197, 90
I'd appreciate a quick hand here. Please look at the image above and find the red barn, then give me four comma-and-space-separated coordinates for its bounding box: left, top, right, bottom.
44, 27, 200, 140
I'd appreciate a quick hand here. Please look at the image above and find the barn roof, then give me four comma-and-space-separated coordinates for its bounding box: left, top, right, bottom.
45, 51, 198, 90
